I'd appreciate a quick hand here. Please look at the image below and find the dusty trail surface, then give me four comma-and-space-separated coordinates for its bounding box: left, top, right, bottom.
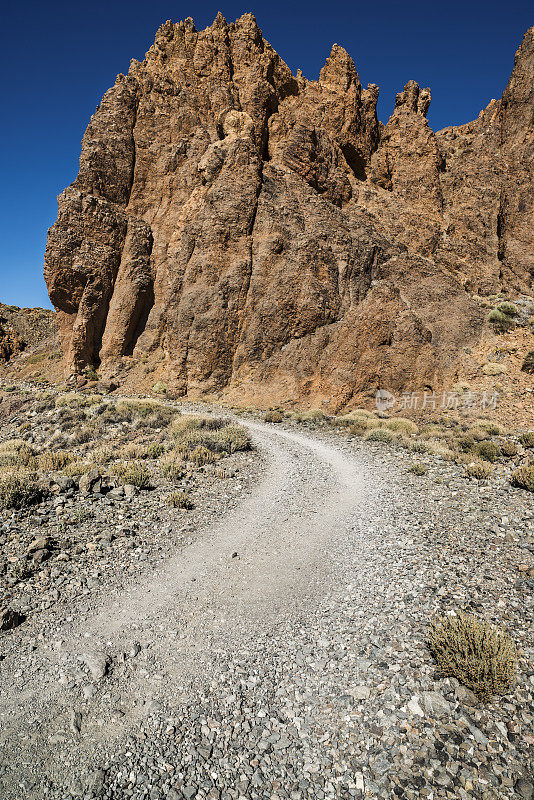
0, 418, 531, 800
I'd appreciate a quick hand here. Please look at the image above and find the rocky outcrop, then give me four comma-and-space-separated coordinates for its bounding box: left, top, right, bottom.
44, 15, 534, 408
0, 303, 56, 364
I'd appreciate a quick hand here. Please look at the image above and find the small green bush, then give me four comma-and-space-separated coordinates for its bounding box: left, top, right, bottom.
168, 490, 194, 509
510, 461, 534, 492
366, 428, 395, 443
472, 440, 501, 462
408, 462, 427, 476
264, 411, 283, 423
496, 301, 518, 317
519, 431, 534, 448
429, 613, 518, 702
488, 309, 515, 332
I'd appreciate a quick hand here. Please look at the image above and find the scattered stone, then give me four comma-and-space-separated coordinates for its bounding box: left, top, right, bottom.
0, 608, 24, 632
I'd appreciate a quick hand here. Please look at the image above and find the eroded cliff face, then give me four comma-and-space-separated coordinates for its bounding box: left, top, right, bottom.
44, 15, 534, 408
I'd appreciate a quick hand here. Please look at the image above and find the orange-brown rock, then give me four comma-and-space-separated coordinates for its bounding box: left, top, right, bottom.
44, 15, 534, 409
0, 303, 56, 364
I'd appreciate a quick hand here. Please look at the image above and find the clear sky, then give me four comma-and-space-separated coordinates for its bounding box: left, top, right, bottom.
0, 0, 531, 309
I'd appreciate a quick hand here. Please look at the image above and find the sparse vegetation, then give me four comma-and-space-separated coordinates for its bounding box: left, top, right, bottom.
519, 432, 534, 448
464, 462, 493, 480
118, 463, 152, 489
0, 469, 40, 510
408, 462, 427, 476
264, 411, 283, 423
521, 350, 534, 374
167, 490, 194, 509
429, 613, 518, 702
501, 440, 518, 457
38, 451, 72, 471
488, 308, 515, 332
366, 428, 395, 443
472, 440, 501, 462
510, 461, 534, 492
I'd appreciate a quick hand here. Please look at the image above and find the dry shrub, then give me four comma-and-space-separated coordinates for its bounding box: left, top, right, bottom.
264, 411, 283, 423
90, 446, 114, 465
55, 393, 100, 408
120, 443, 145, 460
429, 613, 517, 702
171, 415, 225, 437
408, 440, 430, 454
519, 431, 534, 448
366, 428, 395, 443
510, 461, 534, 492
501, 440, 518, 457
466, 427, 488, 442
464, 461, 493, 479
384, 418, 418, 435
0, 469, 40, 510
167, 490, 194, 509
472, 440, 501, 462
0, 440, 36, 468
521, 350, 534, 374
188, 445, 218, 466
408, 462, 427, 475
38, 451, 72, 471
348, 420, 369, 436
160, 455, 185, 483
118, 463, 152, 489
145, 442, 165, 459
63, 459, 89, 478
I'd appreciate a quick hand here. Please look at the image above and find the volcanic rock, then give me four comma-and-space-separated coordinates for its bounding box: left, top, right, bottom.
44, 16, 534, 409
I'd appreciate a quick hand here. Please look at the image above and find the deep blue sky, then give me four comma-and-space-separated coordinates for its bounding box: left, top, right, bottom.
0, 0, 531, 309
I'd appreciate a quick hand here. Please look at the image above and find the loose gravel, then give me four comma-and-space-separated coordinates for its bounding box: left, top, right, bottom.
0, 416, 532, 800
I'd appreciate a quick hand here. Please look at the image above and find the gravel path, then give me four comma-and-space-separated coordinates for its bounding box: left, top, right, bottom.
0, 418, 532, 800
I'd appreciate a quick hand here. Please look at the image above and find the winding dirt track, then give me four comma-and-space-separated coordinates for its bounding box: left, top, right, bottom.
0, 418, 380, 797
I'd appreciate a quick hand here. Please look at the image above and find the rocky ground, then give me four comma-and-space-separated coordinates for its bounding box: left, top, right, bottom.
0, 390, 532, 800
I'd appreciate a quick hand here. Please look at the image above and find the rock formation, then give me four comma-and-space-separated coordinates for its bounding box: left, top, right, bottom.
0, 303, 56, 364
44, 15, 533, 408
